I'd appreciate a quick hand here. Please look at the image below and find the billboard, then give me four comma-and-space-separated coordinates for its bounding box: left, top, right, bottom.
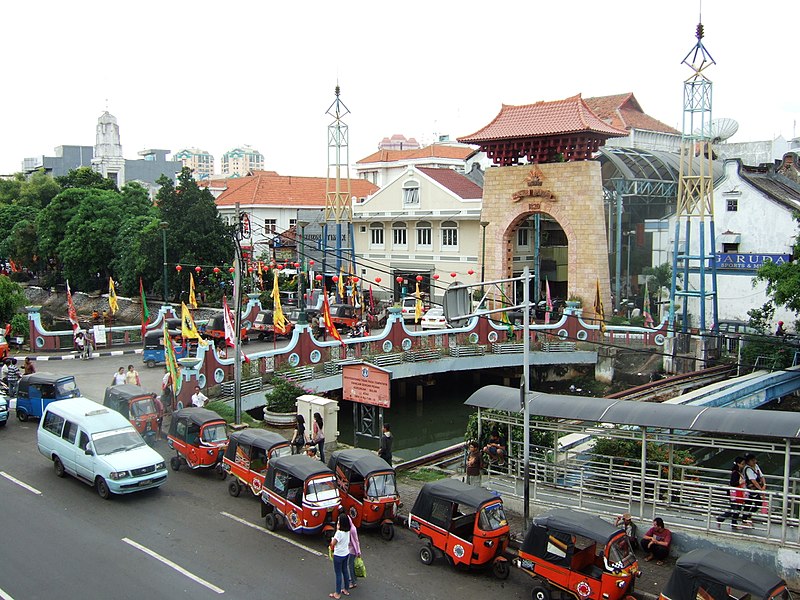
713, 253, 791, 271
342, 362, 391, 408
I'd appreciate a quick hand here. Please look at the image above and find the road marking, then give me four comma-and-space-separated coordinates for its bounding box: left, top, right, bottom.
0, 471, 42, 495
121, 537, 224, 594
0, 585, 17, 599
220, 511, 325, 557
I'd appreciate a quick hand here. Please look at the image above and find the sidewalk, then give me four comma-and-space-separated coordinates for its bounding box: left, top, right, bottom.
21, 348, 143, 361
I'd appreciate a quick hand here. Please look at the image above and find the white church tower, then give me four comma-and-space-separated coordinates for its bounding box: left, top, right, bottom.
91, 110, 125, 185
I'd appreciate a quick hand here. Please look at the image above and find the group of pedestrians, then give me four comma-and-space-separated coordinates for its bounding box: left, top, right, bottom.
291, 413, 327, 463
717, 453, 766, 529
329, 513, 363, 599
111, 365, 141, 387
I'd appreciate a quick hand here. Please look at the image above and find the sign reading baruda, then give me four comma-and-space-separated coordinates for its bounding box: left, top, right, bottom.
713, 253, 791, 270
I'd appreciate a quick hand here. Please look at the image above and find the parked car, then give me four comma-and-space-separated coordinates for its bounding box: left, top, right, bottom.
421, 307, 448, 330
400, 295, 430, 322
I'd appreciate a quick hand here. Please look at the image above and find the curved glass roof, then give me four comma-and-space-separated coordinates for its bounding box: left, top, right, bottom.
598, 146, 725, 186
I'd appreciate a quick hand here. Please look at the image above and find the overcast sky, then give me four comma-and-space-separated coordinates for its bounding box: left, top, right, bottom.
3, 1, 798, 178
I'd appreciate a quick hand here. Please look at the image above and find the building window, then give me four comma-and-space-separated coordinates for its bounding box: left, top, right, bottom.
517, 223, 531, 248
441, 220, 458, 249
392, 222, 408, 247
402, 180, 420, 205
289, 219, 297, 229
416, 221, 432, 247
727, 198, 738, 211
370, 223, 384, 246
722, 243, 739, 253
264, 220, 277, 234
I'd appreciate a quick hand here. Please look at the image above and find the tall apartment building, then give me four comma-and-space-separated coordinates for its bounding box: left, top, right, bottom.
220, 145, 264, 177
174, 148, 215, 180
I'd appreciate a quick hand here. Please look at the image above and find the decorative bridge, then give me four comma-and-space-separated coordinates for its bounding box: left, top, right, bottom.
27, 301, 668, 409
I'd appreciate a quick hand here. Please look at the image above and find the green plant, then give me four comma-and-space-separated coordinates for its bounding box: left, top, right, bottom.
567, 293, 583, 304
464, 411, 555, 458
264, 376, 311, 413
205, 400, 259, 427
401, 468, 449, 482
11, 314, 28, 339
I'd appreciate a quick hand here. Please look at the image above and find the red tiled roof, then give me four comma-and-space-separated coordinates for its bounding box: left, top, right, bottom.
585, 93, 679, 135
417, 167, 483, 199
357, 143, 474, 164
215, 171, 379, 207
458, 94, 627, 143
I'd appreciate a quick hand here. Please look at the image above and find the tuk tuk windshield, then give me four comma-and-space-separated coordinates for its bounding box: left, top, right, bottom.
478, 501, 508, 531
131, 397, 156, 418
306, 475, 339, 503
201, 423, 227, 443
271, 445, 292, 460
366, 472, 397, 499
93, 427, 145, 454
57, 379, 79, 397
607, 535, 636, 569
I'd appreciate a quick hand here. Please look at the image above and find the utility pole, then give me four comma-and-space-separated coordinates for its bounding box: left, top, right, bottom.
233, 202, 243, 425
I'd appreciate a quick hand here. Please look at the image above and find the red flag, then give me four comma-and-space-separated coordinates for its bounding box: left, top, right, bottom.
321, 288, 345, 346
66, 280, 79, 332
139, 278, 150, 337
369, 285, 375, 314
544, 278, 553, 325
222, 295, 236, 348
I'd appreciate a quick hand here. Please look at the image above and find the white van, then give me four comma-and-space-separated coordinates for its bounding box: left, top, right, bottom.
37, 397, 167, 499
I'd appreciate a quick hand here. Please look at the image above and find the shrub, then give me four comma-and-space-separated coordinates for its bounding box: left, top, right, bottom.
205, 400, 259, 427
11, 314, 28, 339
264, 376, 311, 413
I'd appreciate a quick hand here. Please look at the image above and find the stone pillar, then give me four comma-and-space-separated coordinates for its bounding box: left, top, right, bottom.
595, 346, 616, 384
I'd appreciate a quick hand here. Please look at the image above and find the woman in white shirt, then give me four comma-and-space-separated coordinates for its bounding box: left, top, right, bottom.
328, 513, 352, 598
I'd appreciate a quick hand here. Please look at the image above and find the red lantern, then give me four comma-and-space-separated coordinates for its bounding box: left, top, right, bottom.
375, 277, 382, 284
248, 267, 254, 273
416, 275, 423, 282
332, 275, 339, 283
468, 269, 475, 275
195, 266, 201, 273
315, 274, 323, 281
396, 276, 403, 284
213, 267, 220, 274
228, 267, 235, 274
309, 260, 315, 266
433, 274, 440, 280
175, 265, 182, 272
352, 277, 359, 283
293, 262, 299, 268
450, 272, 456, 278
277, 264, 284, 270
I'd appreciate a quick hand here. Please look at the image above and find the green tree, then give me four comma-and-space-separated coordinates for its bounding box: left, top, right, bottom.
56, 166, 118, 192
5, 220, 39, 271
0, 275, 27, 324
37, 188, 86, 262
754, 215, 800, 322
0, 173, 24, 204
18, 170, 61, 209
112, 216, 162, 295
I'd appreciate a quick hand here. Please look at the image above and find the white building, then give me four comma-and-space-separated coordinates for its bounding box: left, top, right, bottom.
220, 146, 265, 178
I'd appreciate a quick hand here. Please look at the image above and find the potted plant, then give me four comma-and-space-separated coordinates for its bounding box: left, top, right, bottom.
262, 375, 310, 427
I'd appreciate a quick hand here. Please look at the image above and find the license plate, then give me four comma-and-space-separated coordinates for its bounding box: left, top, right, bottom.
138, 479, 152, 486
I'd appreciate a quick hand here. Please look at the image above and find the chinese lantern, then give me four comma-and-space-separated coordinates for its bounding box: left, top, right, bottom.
450, 272, 456, 278
213, 267, 220, 274
352, 277, 359, 283
433, 274, 440, 280
195, 266, 201, 273
277, 264, 283, 270
228, 267, 235, 274
309, 260, 315, 266
293, 262, 299, 268
416, 275, 423, 282
175, 265, 182, 272
375, 277, 382, 283
332, 275, 339, 283
248, 267, 254, 273
468, 269, 475, 275
315, 274, 323, 281
396, 276, 403, 284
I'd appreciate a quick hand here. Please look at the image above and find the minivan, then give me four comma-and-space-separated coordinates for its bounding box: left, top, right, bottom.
38, 397, 167, 499
400, 295, 430, 322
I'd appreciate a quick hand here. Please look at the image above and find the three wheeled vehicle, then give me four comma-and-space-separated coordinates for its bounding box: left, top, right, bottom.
408, 478, 510, 579
515, 508, 639, 600
260, 454, 341, 538
328, 448, 400, 540
142, 329, 193, 368
103, 384, 160, 446
223, 428, 291, 497
167, 407, 228, 478
16, 373, 81, 421
660, 548, 788, 600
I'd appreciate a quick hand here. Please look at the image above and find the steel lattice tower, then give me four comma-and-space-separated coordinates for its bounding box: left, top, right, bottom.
669, 21, 719, 334
322, 85, 356, 281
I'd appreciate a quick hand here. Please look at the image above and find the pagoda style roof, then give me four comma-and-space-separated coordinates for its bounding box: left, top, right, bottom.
459, 94, 627, 144
357, 143, 474, 165
215, 171, 378, 207
584, 93, 679, 135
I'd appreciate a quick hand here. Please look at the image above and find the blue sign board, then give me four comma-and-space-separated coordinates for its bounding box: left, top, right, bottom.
713, 253, 791, 270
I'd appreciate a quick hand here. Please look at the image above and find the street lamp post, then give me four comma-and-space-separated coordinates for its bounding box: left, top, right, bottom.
297, 220, 309, 325
625, 230, 635, 301
480, 221, 489, 296
160, 222, 169, 302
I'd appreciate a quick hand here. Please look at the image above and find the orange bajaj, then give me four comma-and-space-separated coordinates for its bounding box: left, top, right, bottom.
515, 509, 639, 600
167, 408, 228, 479
102, 384, 160, 446
408, 479, 510, 579
328, 448, 400, 540
260, 454, 340, 539
223, 429, 291, 497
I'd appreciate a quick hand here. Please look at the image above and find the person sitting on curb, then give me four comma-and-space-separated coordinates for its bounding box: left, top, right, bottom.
641, 517, 672, 565
482, 429, 507, 466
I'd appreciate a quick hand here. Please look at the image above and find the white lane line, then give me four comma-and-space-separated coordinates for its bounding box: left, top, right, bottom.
220, 511, 325, 557
0, 585, 17, 599
121, 537, 224, 594
0, 471, 43, 495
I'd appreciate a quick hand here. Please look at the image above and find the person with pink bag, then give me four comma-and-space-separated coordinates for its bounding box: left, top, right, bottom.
716, 456, 748, 529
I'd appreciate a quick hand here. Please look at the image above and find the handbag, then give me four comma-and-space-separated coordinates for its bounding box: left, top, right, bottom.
354, 556, 367, 578
730, 483, 746, 504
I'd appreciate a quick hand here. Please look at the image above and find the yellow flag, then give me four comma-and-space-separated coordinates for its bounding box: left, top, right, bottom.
415, 282, 423, 323
595, 279, 606, 334
338, 269, 345, 301
189, 273, 198, 308
108, 278, 119, 314
271, 271, 287, 334
181, 302, 207, 345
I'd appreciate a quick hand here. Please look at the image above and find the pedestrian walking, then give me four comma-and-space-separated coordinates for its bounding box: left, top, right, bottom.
347, 515, 361, 589
328, 513, 352, 598
465, 441, 482, 486
743, 453, 767, 523
111, 367, 126, 386
153, 394, 164, 440
717, 456, 748, 529
377, 423, 393, 465
291, 414, 307, 455
6, 358, 20, 397
161, 367, 174, 412
23, 357, 36, 375
313, 412, 326, 464
125, 364, 141, 386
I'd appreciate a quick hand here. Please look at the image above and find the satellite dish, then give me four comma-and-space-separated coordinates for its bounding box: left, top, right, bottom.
693, 118, 739, 142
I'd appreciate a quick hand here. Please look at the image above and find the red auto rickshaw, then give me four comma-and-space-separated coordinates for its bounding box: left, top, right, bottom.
223, 428, 291, 497
408, 478, 510, 579
328, 448, 400, 540
515, 508, 639, 600
260, 454, 341, 538
103, 384, 160, 445
167, 407, 228, 478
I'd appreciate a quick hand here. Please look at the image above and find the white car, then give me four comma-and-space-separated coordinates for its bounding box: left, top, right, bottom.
421, 307, 449, 330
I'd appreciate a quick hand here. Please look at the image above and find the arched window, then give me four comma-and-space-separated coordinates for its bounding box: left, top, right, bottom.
403, 180, 420, 205
392, 221, 408, 247
441, 220, 458, 249
370, 222, 384, 247
416, 221, 432, 247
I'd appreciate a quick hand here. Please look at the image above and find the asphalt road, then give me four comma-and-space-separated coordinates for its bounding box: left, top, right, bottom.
0, 354, 533, 600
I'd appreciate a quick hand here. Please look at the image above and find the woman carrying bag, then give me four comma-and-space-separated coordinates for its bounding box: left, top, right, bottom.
313, 412, 326, 464
291, 414, 307, 455
328, 514, 351, 598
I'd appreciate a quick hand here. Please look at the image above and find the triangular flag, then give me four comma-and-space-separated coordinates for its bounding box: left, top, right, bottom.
181, 302, 207, 346
66, 280, 79, 332
189, 273, 198, 309
338, 269, 345, 302
594, 279, 606, 334
139, 278, 150, 337
544, 278, 553, 325
163, 322, 182, 395
271, 271, 288, 334
321, 288, 345, 346
108, 278, 119, 315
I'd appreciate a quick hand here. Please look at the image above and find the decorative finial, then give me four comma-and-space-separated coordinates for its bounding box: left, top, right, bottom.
335, 85, 340, 97
696, 22, 704, 40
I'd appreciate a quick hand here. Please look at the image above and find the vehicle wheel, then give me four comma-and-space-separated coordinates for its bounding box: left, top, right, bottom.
265, 513, 277, 531
16, 409, 28, 422
258, 333, 265, 342
419, 544, 435, 566
0, 419, 6, 427
170, 456, 181, 471
323, 528, 335, 543
216, 464, 227, 480
96, 477, 111, 500
146, 359, 156, 369
228, 479, 241, 497
493, 559, 510, 580
53, 457, 65, 478
380, 522, 395, 541
531, 586, 551, 600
